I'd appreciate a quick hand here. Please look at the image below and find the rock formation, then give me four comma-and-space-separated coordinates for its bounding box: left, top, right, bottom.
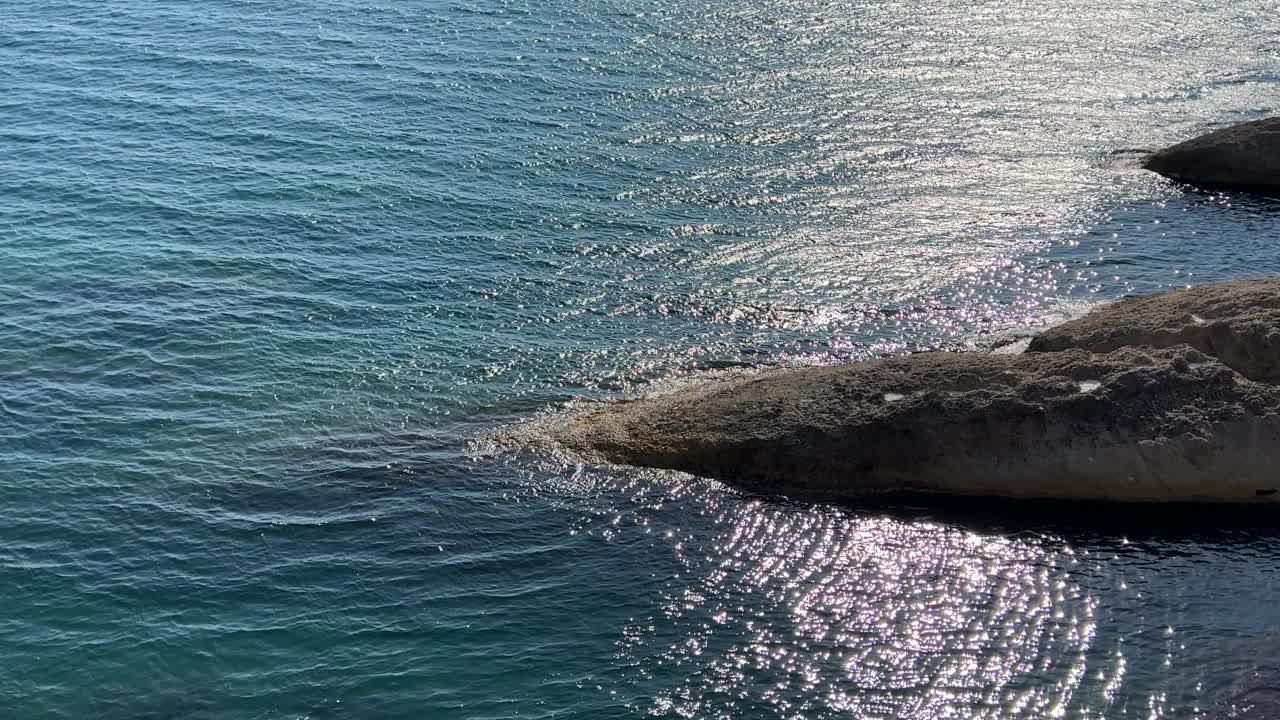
555, 345, 1280, 503
1028, 278, 1280, 382
1144, 116, 1280, 189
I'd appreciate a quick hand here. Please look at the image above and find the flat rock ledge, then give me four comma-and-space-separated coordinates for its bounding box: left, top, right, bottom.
555, 345, 1280, 503
1144, 116, 1280, 189
1028, 278, 1280, 382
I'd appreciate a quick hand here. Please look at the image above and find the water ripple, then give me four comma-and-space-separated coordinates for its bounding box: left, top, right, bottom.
4, 0, 1280, 717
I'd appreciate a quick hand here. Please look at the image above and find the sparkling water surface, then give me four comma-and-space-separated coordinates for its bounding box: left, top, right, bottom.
4, 0, 1280, 717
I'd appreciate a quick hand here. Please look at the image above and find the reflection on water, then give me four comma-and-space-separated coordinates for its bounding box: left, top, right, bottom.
522, 462, 1280, 720
628, 508, 1096, 719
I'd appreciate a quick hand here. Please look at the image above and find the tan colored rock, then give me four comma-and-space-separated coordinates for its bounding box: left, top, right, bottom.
1028, 279, 1280, 382
1144, 116, 1280, 188
555, 346, 1280, 503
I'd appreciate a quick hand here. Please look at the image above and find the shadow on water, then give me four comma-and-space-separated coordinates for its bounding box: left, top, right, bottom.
731, 488, 1280, 548
1177, 183, 1280, 207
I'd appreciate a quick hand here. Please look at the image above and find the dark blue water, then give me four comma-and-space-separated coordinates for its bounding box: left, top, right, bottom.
4, 0, 1280, 717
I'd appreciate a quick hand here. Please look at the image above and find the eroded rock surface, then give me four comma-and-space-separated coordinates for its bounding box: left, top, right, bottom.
1144, 116, 1280, 189
555, 346, 1280, 502
1028, 279, 1280, 382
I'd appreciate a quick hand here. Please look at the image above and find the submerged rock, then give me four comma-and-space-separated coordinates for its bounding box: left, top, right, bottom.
1144, 116, 1280, 188
1205, 683, 1280, 720
556, 346, 1280, 503
1028, 278, 1280, 382
1206, 638, 1280, 720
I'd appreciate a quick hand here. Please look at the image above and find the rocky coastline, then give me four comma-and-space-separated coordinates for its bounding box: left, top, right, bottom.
549, 117, 1280, 503
555, 278, 1280, 503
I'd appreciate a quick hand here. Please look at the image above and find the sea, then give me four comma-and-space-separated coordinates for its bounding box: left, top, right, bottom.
4, 0, 1280, 718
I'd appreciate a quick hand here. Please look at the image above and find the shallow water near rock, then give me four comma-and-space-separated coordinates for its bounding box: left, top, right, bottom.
5, 0, 1280, 717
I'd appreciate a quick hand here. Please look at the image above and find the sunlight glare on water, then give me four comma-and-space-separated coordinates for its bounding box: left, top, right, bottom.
555, 466, 1280, 720
3, 0, 1280, 717
622, 506, 1097, 719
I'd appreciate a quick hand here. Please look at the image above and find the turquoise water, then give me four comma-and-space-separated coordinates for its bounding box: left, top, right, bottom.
5, 0, 1280, 717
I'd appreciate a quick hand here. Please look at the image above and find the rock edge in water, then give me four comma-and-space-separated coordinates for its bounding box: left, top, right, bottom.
555, 345, 1280, 503
555, 279, 1280, 503
1144, 116, 1280, 189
